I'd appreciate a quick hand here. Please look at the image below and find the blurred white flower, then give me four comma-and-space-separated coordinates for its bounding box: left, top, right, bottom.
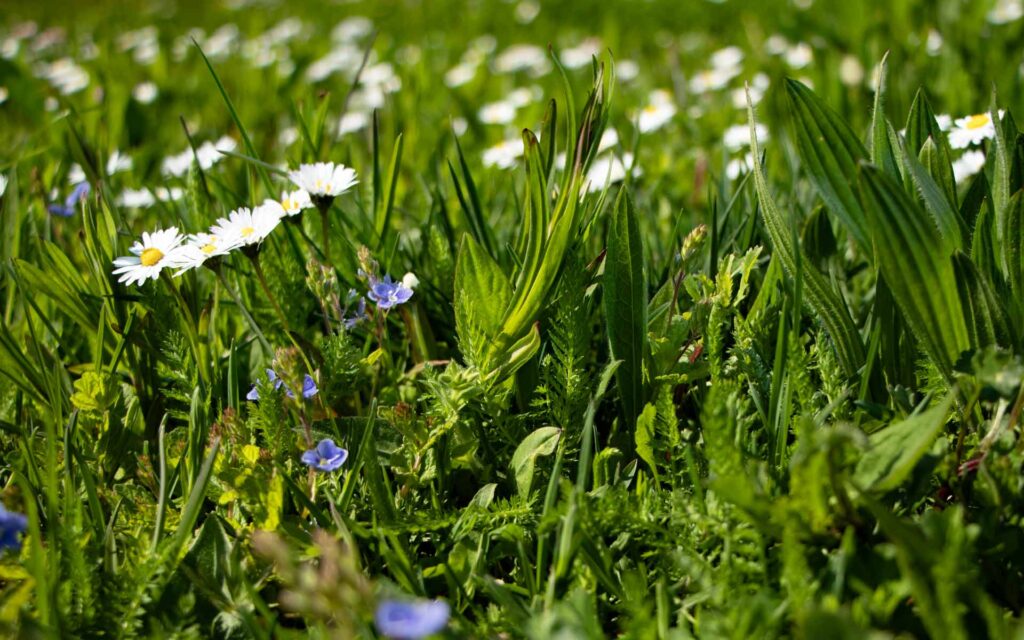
926, 29, 944, 56
0, 174, 7, 198
445, 61, 478, 88
332, 17, 374, 42
515, 0, 541, 23
482, 138, 525, 169
724, 123, 768, 151
617, 60, 640, 82
585, 153, 639, 193
479, 100, 517, 125
494, 44, 550, 75
339, 111, 370, 135
726, 152, 755, 180
838, 56, 864, 86
117, 188, 156, 208
785, 42, 814, 69
953, 150, 986, 182
402, 272, 420, 289
730, 73, 769, 108
764, 34, 789, 56
561, 38, 602, 69
69, 151, 132, 184
710, 46, 744, 71
689, 66, 739, 94
988, 0, 1023, 24
636, 90, 677, 132
132, 81, 158, 104
0, 86, 8, 104
37, 58, 89, 95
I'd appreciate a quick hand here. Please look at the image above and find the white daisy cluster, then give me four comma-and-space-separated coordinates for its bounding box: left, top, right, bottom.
111, 162, 356, 286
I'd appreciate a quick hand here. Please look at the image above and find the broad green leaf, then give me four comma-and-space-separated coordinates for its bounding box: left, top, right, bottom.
853, 394, 954, 492
859, 164, 972, 376
1003, 190, 1024, 300
511, 426, 561, 497
454, 234, 512, 366
904, 89, 957, 205
747, 94, 866, 377
635, 403, 659, 482
899, 134, 967, 252
869, 54, 900, 179
604, 188, 648, 424
786, 79, 870, 250
953, 252, 1015, 349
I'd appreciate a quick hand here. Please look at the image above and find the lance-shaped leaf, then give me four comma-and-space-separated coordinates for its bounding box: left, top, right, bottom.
747, 92, 866, 377
904, 89, 957, 206
786, 79, 870, 250
454, 235, 512, 367
1003, 190, 1024, 302
853, 393, 954, 492
898, 132, 968, 253
858, 163, 972, 377
604, 188, 649, 424
869, 54, 900, 180
511, 426, 561, 497
953, 252, 1015, 350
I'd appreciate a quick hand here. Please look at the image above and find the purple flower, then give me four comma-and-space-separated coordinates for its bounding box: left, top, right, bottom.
367, 275, 413, 310
343, 295, 367, 329
375, 599, 450, 639
47, 182, 90, 217
247, 369, 318, 401
300, 438, 348, 471
0, 504, 28, 553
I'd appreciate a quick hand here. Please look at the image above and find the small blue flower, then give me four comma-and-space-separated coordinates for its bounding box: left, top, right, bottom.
47, 182, 91, 217
343, 295, 367, 329
367, 275, 414, 310
375, 599, 450, 640
300, 438, 348, 471
247, 370, 318, 401
0, 504, 28, 554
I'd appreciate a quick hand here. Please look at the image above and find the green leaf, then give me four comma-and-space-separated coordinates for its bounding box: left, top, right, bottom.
899, 134, 967, 252
953, 252, 1015, 350
604, 188, 648, 424
854, 394, 954, 492
454, 234, 512, 366
869, 54, 900, 179
1002, 190, 1024, 300
747, 94, 866, 377
785, 79, 870, 250
511, 426, 561, 498
858, 163, 971, 377
635, 403, 659, 482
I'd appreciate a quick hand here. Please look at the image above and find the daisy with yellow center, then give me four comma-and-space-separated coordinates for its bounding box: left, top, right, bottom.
112, 227, 185, 286
278, 189, 312, 216
635, 89, 677, 134
209, 205, 283, 249
287, 162, 358, 199
168, 231, 245, 274
949, 110, 1003, 149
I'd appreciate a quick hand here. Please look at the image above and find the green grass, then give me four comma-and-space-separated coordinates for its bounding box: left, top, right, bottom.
2, 0, 1024, 637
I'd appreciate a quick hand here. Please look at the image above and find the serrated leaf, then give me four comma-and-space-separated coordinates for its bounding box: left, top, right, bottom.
899, 134, 967, 252
511, 426, 561, 497
854, 394, 954, 492
454, 234, 512, 366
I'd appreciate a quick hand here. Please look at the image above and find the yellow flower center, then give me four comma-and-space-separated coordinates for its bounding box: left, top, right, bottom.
319, 458, 328, 467
966, 114, 990, 130
314, 179, 323, 190
644, 104, 658, 114
283, 199, 295, 210
140, 247, 163, 267
201, 243, 217, 254
241, 226, 255, 237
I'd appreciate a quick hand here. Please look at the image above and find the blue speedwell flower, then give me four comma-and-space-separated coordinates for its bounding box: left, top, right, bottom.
47, 182, 90, 217
367, 275, 413, 310
246, 369, 318, 401
0, 504, 28, 553
300, 438, 348, 472
375, 599, 450, 639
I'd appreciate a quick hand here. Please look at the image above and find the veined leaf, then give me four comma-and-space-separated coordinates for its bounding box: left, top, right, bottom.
1003, 190, 1024, 302
869, 54, 900, 179
786, 79, 870, 250
952, 252, 1015, 350
898, 133, 968, 252
604, 188, 648, 424
747, 94, 866, 377
904, 89, 957, 205
454, 235, 512, 367
853, 394, 954, 492
512, 426, 561, 497
858, 163, 971, 376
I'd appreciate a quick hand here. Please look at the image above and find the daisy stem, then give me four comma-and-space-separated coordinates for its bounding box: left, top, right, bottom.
213, 267, 272, 353
249, 254, 317, 376
319, 207, 331, 264
160, 271, 208, 385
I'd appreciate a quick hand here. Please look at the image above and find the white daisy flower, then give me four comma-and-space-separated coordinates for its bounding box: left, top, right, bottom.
0, 174, 7, 197
339, 111, 370, 135
445, 61, 478, 88
482, 138, 525, 169
210, 206, 282, 248
948, 111, 1003, 149
494, 44, 550, 75
617, 60, 640, 82
132, 81, 158, 104
636, 91, 677, 133
936, 114, 953, 131
112, 227, 185, 286
561, 38, 602, 69
710, 46, 744, 71
169, 232, 245, 273
277, 189, 313, 216
288, 162, 358, 199
726, 152, 755, 180
953, 150, 987, 183
926, 29, 944, 56
784, 42, 814, 69
838, 56, 864, 87
598, 128, 619, 153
